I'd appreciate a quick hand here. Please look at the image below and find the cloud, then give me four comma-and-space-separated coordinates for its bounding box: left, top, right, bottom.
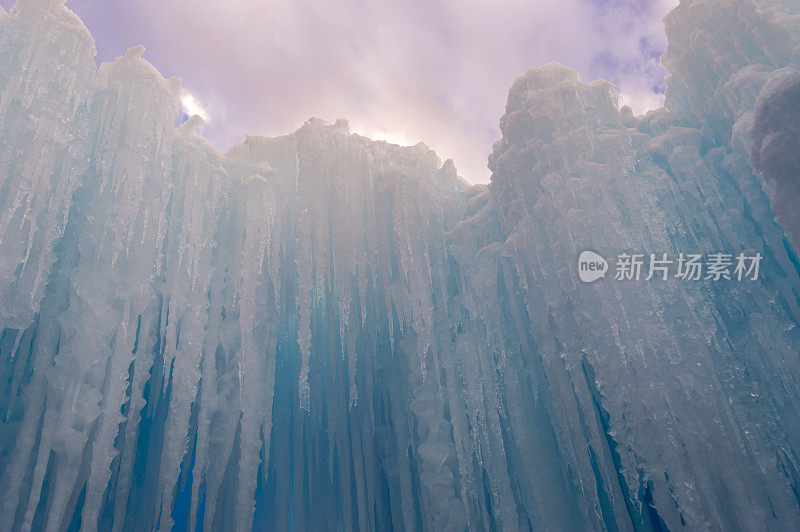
180, 90, 210, 122
62, 0, 677, 183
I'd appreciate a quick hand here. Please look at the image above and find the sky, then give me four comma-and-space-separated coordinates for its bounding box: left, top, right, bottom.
3, 0, 678, 183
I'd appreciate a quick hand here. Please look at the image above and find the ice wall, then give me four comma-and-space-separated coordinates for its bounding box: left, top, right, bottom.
0, 0, 799, 530
478, 60, 800, 529
0, 0, 95, 330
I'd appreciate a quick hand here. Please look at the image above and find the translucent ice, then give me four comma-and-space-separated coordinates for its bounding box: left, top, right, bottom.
0, 0, 799, 530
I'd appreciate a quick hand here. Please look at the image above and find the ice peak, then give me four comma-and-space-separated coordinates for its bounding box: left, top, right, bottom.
334, 118, 350, 132
304, 117, 328, 128
14, 0, 67, 12
498, 63, 623, 148
505, 63, 620, 115
513, 62, 582, 92
437, 158, 460, 186
99, 45, 181, 100
177, 115, 205, 136
125, 44, 146, 58
9, 0, 94, 45
295, 117, 355, 140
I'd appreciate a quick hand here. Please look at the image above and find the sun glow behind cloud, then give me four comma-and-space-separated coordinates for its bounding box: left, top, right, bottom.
351, 122, 416, 148
619, 88, 667, 116
180, 90, 210, 122
63, 0, 680, 183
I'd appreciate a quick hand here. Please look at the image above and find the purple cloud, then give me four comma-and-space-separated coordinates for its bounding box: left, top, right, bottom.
2, 0, 677, 182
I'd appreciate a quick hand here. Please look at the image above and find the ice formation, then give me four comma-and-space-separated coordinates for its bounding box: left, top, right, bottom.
0, 0, 799, 530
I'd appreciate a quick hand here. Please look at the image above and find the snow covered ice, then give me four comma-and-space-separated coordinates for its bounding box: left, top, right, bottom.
0, 0, 800, 530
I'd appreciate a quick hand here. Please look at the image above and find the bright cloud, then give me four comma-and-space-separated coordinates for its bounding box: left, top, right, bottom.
180, 90, 210, 122
59, 0, 679, 183
620, 88, 667, 116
